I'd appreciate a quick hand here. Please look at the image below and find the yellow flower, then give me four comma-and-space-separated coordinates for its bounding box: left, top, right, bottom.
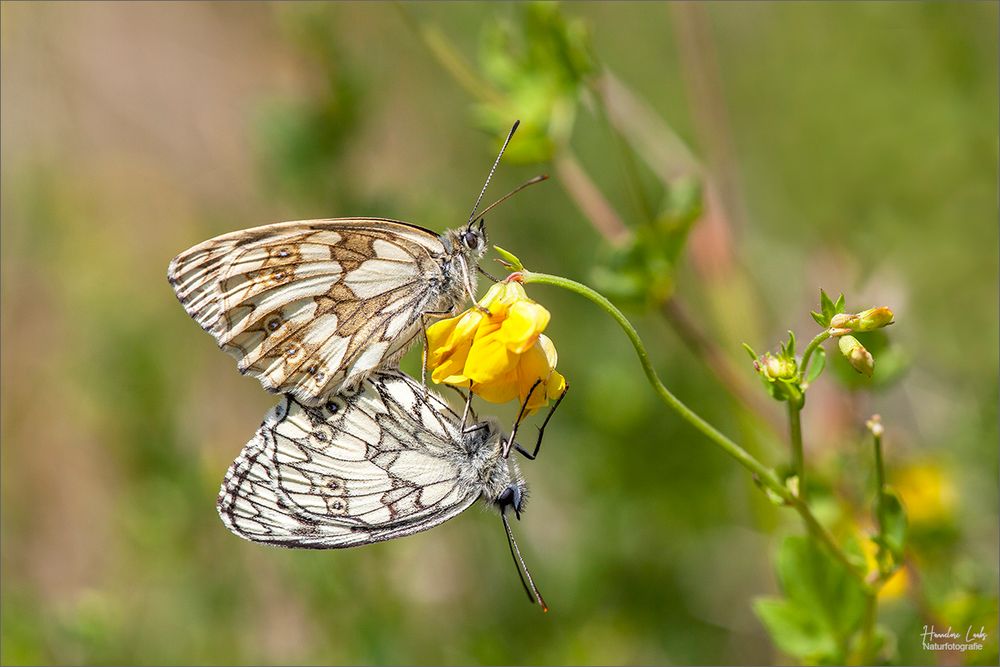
860, 536, 909, 601
894, 463, 956, 525
426, 280, 566, 412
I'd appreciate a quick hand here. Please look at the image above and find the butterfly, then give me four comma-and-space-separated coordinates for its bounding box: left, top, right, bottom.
217, 369, 562, 609
167, 122, 542, 407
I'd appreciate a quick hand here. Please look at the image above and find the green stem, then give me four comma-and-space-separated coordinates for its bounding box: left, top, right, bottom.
524, 271, 781, 488
873, 431, 886, 514
872, 426, 889, 575
859, 590, 878, 663
788, 401, 806, 502
396, 8, 506, 107
522, 270, 865, 581
799, 330, 831, 384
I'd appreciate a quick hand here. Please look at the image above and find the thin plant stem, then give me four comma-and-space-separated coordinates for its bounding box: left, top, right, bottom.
521, 270, 866, 583
660, 298, 780, 424
788, 401, 806, 502
554, 144, 782, 435
800, 330, 831, 384
396, 8, 505, 107
553, 152, 631, 246
873, 428, 887, 535
859, 590, 878, 663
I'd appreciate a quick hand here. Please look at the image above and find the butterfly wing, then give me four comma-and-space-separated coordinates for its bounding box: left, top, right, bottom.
217, 371, 481, 548
168, 218, 460, 406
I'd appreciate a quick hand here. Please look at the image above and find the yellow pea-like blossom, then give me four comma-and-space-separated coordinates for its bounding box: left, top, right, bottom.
860, 536, 909, 601
426, 280, 566, 412
894, 463, 956, 525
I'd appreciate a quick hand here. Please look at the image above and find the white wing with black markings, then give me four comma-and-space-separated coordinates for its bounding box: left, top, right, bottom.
217, 370, 483, 548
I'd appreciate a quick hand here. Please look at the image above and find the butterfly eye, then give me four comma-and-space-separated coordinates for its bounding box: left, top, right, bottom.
462, 229, 481, 250
497, 484, 523, 517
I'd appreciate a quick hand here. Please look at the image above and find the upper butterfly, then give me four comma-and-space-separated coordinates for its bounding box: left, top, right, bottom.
167, 122, 535, 406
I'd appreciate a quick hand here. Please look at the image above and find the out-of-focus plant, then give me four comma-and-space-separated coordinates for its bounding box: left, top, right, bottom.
404, 0, 775, 429
744, 291, 906, 663
475, 2, 595, 163
389, 3, 979, 663
255, 5, 363, 210
475, 239, 903, 664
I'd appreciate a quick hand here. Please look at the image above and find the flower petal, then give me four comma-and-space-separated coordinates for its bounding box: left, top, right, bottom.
515, 340, 556, 411
546, 370, 567, 400
424, 279, 566, 410
470, 370, 519, 404
499, 301, 550, 354
425, 316, 459, 358
466, 329, 514, 384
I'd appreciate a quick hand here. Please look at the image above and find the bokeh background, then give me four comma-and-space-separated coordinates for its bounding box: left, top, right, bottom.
2, 2, 997, 665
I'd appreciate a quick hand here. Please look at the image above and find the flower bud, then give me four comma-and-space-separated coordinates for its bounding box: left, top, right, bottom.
829, 307, 894, 334
839, 335, 874, 377
856, 307, 894, 331
829, 313, 854, 329
866, 414, 884, 437
762, 353, 796, 380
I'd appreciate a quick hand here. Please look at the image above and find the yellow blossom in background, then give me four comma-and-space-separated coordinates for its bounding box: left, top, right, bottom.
427, 280, 566, 412
894, 463, 957, 525
860, 536, 909, 601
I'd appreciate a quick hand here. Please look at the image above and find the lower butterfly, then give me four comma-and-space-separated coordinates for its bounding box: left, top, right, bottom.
218, 369, 565, 609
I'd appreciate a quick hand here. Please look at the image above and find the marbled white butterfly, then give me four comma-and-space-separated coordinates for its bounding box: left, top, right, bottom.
167, 122, 541, 406
218, 369, 559, 609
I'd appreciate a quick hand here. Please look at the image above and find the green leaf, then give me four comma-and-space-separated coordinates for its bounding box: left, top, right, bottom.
742, 343, 758, 361
754, 598, 839, 661
804, 347, 827, 384
492, 245, 525, 272
786, 330, 797, 358
819, 289, 835, 321
834, 293, 846, 314
591, 229, 676, 307
810, 310, 828, 327
475, 3, 596, 162
817, 289, 847, 325
879, 488, 908, 563
776, 536, 867, 650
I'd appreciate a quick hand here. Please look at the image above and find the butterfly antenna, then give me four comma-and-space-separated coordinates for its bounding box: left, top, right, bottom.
502, 510, 549, 612
466, 120, 520, 231
475, 174, 549, 221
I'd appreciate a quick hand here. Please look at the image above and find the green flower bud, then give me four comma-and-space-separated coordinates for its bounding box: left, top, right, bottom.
856, 307, 894, 331
829, 307, 894, 334
839, 335, 874, 377
760, 353, 796, 380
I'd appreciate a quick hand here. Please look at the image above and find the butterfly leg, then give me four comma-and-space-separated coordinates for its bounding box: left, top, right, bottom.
515, 383, 569, 461
502, 380, 542, 459
459, 387, 475, 432
477, 265, 502, 283
445, 385, 477, 431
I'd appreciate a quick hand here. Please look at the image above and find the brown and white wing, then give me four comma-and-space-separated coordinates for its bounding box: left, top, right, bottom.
168, 218, 455, 406
217, 371, 479, 548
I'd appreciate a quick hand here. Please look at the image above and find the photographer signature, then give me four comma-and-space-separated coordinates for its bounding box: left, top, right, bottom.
921, 625, 988, 652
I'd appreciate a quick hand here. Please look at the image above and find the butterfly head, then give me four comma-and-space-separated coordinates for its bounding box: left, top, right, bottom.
453, 218, 488, 260
496, 479, 528, 520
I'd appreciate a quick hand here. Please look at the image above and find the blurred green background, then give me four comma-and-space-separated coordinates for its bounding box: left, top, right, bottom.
1, 2, 997, 665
